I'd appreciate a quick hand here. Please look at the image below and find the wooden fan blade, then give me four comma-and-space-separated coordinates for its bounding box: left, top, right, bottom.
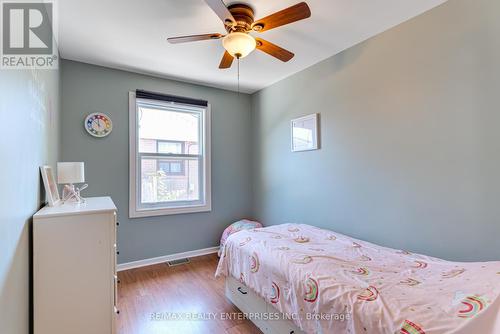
219, 51, 234, 69
255, 38, 294, 62
167, 33, 223, 44
205, 0, 235, 25
252, 2, 311, 32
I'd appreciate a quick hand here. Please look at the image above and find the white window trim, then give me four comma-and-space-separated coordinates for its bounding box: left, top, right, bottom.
128, 91, 212, 218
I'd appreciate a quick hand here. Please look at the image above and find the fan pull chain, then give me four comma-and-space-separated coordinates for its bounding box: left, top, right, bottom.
237, 57, 240, 95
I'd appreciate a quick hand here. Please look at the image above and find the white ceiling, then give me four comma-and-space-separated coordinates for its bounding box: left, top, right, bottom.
59, 0, 447, 93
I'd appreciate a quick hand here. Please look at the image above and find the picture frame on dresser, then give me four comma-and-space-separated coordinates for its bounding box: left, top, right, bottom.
40, 165, 60, 206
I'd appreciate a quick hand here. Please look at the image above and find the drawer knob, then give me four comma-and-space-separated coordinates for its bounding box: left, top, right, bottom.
237, 287, 247, 295
116, 222, 120, 226
116, 251, 120, 255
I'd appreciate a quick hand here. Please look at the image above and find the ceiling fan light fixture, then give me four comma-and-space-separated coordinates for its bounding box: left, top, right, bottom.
222, 32, 256, 59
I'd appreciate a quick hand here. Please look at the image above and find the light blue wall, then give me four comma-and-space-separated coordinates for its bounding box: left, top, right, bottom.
251, 0, 500, 261
60, 60, 252, 264
0, 69, 60, 331
60, 0, 499, 264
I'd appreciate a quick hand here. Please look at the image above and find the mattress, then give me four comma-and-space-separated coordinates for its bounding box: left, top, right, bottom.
215, 223, 500, 334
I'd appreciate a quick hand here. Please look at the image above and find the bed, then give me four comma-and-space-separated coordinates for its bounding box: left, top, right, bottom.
215, 223, 500, 334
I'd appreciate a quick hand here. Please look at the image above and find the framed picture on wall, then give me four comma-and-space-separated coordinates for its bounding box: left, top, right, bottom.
291, 113, 319, 152
40, 165, 61, 206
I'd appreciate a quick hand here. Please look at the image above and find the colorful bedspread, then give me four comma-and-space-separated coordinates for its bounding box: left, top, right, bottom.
215, 224, 500, 334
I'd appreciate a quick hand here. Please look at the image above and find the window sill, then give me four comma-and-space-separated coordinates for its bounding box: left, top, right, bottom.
129, 203, 212, 218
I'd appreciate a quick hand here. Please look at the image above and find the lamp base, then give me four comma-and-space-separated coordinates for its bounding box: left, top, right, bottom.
62, 184, 87, 204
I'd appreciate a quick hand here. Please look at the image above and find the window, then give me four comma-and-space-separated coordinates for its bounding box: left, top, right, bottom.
129, 91, 211, 217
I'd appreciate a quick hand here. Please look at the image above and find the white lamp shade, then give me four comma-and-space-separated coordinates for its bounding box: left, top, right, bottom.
222, 32, 256, 58
57, 162, 85, 184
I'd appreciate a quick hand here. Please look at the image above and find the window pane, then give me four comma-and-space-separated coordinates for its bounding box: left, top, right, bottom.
170, 162, 182, 173
158, 161, 170, 173
138, 105, 200, 153
139, 138, 157, 153
140, 157, 200, 204
158, 141, 183, 154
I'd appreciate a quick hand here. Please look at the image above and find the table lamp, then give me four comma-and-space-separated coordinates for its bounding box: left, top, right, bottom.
57, 162, 88, 203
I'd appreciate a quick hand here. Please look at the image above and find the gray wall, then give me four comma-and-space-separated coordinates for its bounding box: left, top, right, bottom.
251, 0, 500, 262
0, 70, 60, 331
61, 60, 252, 264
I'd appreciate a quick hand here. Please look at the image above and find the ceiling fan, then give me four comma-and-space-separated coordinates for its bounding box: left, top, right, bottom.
167, 0, 311, 69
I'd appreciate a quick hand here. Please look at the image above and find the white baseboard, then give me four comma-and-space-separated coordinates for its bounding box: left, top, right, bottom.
117, 246, 219, 271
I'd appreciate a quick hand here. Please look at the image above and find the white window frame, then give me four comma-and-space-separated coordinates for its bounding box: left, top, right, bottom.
129, 91, 211, 218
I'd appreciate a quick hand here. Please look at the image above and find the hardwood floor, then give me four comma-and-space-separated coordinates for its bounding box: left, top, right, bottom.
117, 254, 262, 334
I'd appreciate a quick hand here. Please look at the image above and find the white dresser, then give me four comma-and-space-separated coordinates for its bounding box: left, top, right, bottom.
33, 197, 118, 334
